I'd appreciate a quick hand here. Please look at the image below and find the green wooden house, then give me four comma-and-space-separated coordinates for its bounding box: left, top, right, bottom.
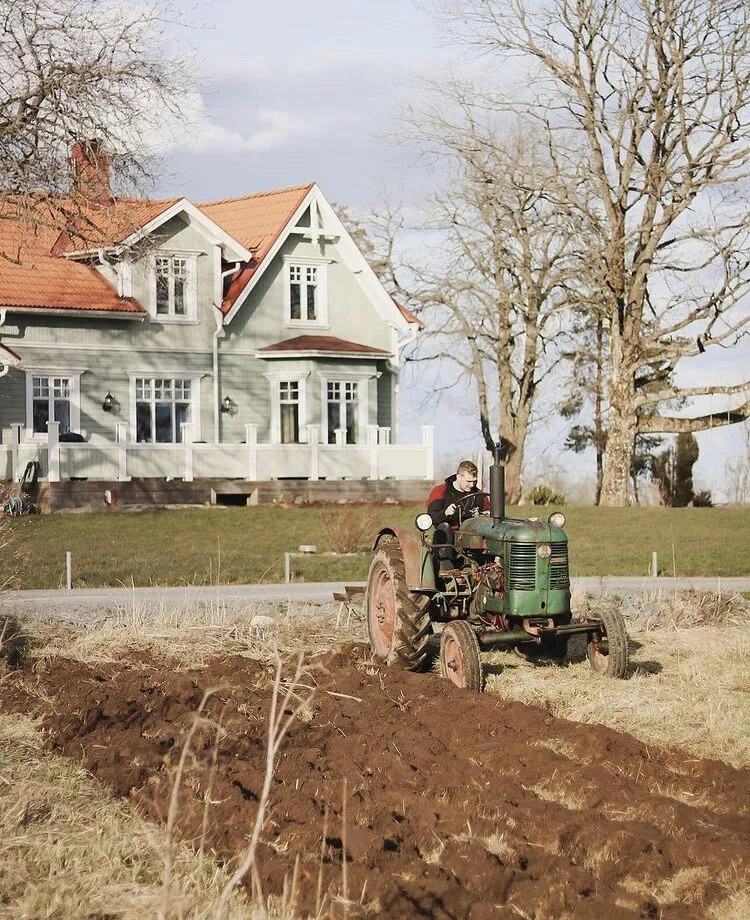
0, 145, 431, 485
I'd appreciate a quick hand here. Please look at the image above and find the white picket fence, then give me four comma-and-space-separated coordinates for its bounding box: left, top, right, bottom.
0, 422, 434, 483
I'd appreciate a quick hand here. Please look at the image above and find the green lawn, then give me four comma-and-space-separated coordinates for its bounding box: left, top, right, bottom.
2, 505, 748, 590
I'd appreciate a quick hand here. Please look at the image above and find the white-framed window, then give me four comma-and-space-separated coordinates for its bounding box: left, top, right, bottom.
283, 256, 329, 327
326, 381, 359, 444
319, 373, 371, 445
149, 253, 197, 320
279, 381, 301, 443
268, 373, 308, 444
133, 377, 196, 443
25, 371, 82, 437
33, 377, 70, 434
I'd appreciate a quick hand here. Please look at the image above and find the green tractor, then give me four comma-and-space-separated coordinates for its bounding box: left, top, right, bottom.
365, 451, 628, 691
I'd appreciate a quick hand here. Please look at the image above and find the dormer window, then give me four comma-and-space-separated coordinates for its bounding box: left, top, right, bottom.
284, 256, 328, 326
150, 253, 197, 320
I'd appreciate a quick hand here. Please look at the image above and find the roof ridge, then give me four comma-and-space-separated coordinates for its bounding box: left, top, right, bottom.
108, 196, 183, 204
199, 183, 315, 207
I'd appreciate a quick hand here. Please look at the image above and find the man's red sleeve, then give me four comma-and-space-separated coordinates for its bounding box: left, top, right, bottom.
427, 482, 448, 525
427, 483, 446, 505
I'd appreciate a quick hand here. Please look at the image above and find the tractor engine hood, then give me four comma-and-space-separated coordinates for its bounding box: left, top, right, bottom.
455, 516, 566, 556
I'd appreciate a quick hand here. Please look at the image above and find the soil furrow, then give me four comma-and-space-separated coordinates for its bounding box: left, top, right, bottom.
3, 644, 748, 919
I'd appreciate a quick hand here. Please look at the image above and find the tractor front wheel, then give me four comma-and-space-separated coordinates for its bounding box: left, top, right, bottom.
586, 607, 629, 678
365, 544, 432, 671
439, 621, 484, 692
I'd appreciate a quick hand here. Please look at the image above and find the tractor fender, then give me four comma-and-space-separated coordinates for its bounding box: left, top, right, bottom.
372, 527, 436, 590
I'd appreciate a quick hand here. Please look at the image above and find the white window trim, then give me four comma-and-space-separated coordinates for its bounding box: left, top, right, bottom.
318, 371, 372, 445
148, 251, 198, 322
25, 369, 83, 439
267, 370, 309, 444
128, 373, 202, 443
282, 255, 330, 328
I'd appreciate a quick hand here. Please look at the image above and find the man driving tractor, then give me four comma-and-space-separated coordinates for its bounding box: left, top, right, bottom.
427, 460, 490, 572
428, 460, 491, 527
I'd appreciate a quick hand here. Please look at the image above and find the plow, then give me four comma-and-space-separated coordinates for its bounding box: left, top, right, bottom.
365, 450, 628, 691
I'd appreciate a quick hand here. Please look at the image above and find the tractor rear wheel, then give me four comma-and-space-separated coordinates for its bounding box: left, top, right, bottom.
365, 544, 432, 670
439, 620, 484, 692
587, 607, 628, 678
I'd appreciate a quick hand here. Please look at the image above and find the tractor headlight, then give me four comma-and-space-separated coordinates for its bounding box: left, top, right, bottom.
537, 543, 552, 559
548, 512, 566, 529
415, 513, 433, 532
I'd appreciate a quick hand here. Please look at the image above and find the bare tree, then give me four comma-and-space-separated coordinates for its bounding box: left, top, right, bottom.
441, 0, 750, 505
377, 99, 583, 502
0, 0, 187, 257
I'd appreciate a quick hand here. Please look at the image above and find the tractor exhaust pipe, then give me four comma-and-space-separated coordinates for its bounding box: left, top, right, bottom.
490, 445, 505, 523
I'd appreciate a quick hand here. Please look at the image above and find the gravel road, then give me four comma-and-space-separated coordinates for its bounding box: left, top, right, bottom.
3, 576, 749, 624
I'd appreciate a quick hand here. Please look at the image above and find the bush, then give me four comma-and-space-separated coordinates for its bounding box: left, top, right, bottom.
524, 484, 566, 506
693, 490, 713, 507
320, 504, 380, 553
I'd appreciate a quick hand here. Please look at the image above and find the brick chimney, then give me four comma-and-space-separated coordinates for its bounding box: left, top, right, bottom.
70, 140, 112, 203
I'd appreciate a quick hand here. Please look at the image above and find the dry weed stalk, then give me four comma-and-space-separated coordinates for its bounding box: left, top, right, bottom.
160, 686, 226, 920
200, 706, 229, 859
213, 651, 314, 920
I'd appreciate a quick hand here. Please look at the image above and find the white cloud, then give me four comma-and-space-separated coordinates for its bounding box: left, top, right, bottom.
145, 93, 320, 156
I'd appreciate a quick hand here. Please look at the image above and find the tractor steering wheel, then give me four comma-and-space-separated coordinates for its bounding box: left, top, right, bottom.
453, 490, 488, 522
454, 490, 488, 506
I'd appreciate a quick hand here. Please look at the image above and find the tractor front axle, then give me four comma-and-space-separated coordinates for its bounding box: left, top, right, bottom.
477, 619, 604, 650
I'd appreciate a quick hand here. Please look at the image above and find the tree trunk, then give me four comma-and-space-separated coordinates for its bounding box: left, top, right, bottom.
504, 441, 524, 505
594, 318, 605, 505
500, 389, 532, 506
599, 367, 638, 506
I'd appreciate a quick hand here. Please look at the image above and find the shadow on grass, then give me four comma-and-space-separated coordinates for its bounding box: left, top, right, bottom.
483, 633, 663, 680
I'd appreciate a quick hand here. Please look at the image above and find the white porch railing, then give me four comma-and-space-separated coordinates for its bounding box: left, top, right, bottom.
0, 422, 435, 483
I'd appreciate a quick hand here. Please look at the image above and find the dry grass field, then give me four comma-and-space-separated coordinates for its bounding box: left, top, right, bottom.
1, 589, 749, 919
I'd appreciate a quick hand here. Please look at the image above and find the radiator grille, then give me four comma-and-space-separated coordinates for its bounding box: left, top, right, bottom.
549, 540, 570, 589
508, 543, 537, 590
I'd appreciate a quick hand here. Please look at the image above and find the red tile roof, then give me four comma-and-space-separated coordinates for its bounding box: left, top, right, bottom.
0, 183, 404, 326
199, 184, 313, 313
52, 198, 180, 254
257, 335, 390, 355
0, 207, 145, 313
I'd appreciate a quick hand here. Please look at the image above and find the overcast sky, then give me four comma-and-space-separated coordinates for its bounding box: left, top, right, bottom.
157, 0, 449, 205
154, 0, 749, 504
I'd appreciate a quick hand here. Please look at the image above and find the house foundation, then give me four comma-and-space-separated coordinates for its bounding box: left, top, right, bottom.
30, 478, 429, 512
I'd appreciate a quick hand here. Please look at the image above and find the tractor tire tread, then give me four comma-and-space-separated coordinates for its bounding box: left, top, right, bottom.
587, 607, 629, 678
440, 620, 485, 692
369, 543, 432, 672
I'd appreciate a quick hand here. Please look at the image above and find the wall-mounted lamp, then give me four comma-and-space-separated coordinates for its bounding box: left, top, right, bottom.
102, 392, 115, 413
221, 395, 234, 414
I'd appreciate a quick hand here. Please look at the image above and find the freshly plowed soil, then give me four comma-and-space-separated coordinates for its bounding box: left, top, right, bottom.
3, 645, 749, 919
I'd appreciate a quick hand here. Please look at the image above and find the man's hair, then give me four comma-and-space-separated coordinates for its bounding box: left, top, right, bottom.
457, 460, 478, 476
